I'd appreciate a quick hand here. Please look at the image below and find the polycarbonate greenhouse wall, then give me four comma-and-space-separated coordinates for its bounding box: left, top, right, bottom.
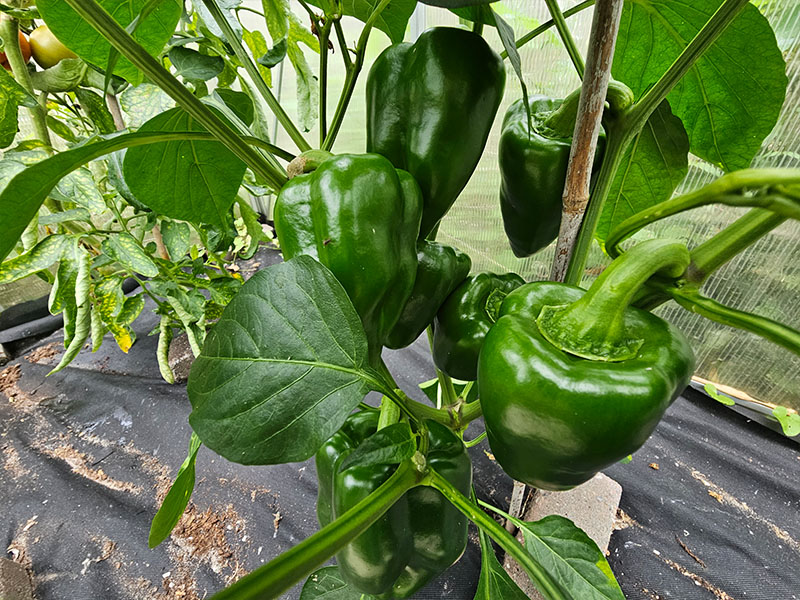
8, 0, 800, 411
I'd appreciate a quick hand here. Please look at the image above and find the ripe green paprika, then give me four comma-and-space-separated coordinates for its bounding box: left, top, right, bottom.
274, 153, 422, 364
479, 240, 696, 490
316, 412, 472, 598
385, 241, 471, 349
433, 272, 525, 381
367, 27, 506, 239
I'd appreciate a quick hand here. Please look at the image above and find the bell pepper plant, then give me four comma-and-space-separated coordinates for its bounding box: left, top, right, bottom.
0, 1, 798, 599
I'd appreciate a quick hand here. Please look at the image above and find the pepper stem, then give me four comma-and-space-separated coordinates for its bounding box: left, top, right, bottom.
537, 239, 690, 361
542, 80, 634, 138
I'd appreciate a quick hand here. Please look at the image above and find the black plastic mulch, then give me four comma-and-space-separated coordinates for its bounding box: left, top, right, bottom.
1, 253, 798, 600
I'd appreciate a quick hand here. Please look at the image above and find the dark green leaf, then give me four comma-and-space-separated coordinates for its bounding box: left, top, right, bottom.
29, 58, 86, 93
148, 433, 202, 548
474, 529, 529, 600
187, 256, 376, 465
0, 68, 37, 149
102, 233, 159, 277
257, 37, 288, 68
38, 0, 181, 86
338, 422, 415, 472
123, 107, 247, 227
300, 566, 379, 599
305, 0, 417, 43
494, 8, 529, 124
46, 115, 80, 143
215, 89, 255, 126
160, 220, 192, 260
597, 100, 689, 244
73, 88, 117, 135
168, 46, 225, 81
516, 515, 624, 600
451, 5, 496, 26
613, 0, 787, 171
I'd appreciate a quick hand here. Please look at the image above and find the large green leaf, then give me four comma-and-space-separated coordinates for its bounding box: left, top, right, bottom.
0, 68, 37, 149
300, 566, 378, 599
37, 0, 181, 86
305, 0, 417, 43
474, 530, 529, 600
123, 107, 247, 227
187, 256, 377, 465
597, 101, 689, 244
338, 422, 415, 471
148, 433, 201, 548
613, 0, 787, 171
516, 515, 624, 600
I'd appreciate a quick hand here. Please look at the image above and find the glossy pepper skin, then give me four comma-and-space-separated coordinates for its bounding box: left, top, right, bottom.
274, 154, 422, 363
385, 241, 471, 349
479, 243, 695, 491
432, 272, 525, 381
367, 27, 506, 239
498, 96, 606, 257
316, 413, 472, 598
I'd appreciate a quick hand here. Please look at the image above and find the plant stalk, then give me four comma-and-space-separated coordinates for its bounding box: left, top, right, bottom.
566, 0, 751, 283
425, 470, 567, 600
551, 0, 625, 285
200, 0, 311, 153
212, 461, 422, 599
63, 0, 287, 190
0, 16, 52, 146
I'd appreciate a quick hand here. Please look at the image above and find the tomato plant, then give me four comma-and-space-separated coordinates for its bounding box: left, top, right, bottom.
0, 0, 797, 599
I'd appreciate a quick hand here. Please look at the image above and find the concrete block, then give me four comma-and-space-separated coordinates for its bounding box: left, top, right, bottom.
0, 558, 34, 600
503, 473, 623, 598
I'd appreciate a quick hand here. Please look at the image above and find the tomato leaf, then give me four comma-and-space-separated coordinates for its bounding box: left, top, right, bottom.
148, 433, 202, 548
338, 422, 416, 472
597, 100, 689, 244
102, 233, 159, 277
0, 235, 70, 285
122, 107, 246, 228
613, 0, 787, 172
37, 0, 181, 86
0, 68, 37, 149
187, 256, 378, 465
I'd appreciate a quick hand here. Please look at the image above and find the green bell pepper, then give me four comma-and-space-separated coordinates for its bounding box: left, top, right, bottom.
385, 241, 471, 349
274, 153, 422, 363
498, 94, 607, 258
479, 240, 696, 490
367, 27, 506, 239
316, 412, 472, 598
432, 272, 525, 381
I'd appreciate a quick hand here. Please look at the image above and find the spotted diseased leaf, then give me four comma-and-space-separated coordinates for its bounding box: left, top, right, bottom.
54, 167, 107, 214
0, 68, 37, 149
73, 88, 116, 135
0, 235, 70, 285
118, 83, 176, 128
613, 0, 787, 171
103, 233, 159, 277
93, 276, 135, 353
50, 247, 92, 374
118, 294, 145, 326
187, 256, 377, 465
160, 220, 192, 260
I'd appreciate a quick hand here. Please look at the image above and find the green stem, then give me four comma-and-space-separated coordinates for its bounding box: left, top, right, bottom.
668, 286, 800, 356
200, 0, 311, 153
541, 239, 690, 361
319, 19, 332, 146
0, 16, 51, 146
464, 431, 486, 448
565, 0, 750, 284
425, 470, 567, 600
605, 169, 800, 258
333, 18, 352, 69
63, 0, 288, 190
426, 326, 458, 409
212, 461, 422, 600
543, 0, 585, 78
503, 0, 595, 59
322, 0, 391, 151
377, 395, 401, 430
